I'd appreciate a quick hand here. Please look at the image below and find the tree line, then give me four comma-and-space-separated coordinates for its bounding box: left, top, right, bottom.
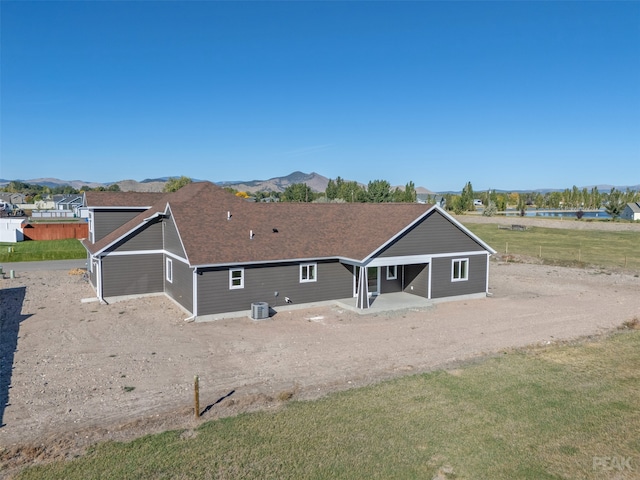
4, 177, 638, 218
222, 178, 418, 203
442, 182, 639, 219
0, 180, 121, 203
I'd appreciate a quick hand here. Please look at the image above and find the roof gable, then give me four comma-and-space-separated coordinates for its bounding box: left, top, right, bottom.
371, 207, 495, 260
626, 202, 640, 213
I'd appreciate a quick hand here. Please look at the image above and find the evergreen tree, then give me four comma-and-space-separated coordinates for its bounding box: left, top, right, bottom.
325, 179, 338, 200
459, 181, 474, 212
403, 181, 417, 203
367, 180, 392, 203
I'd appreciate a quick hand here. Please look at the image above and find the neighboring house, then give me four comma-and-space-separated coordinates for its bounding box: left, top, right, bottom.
33, 199, 56, 210
621, 202, 640, 221
55, 194, 85, 212
83, 182, 496, 320
417, 193, 447, 209
0, 193, 27, 205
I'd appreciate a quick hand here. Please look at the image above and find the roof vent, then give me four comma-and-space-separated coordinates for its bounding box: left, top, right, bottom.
272, 228, 278, 233
250, 229, 254, 239
227, 211, 232, 220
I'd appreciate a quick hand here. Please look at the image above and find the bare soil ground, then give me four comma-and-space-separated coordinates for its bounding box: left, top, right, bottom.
1, 256, 639, 473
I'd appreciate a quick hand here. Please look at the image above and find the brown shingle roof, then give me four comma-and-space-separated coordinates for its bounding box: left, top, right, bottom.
85, 182, 436, 264
84, 191, 167, 208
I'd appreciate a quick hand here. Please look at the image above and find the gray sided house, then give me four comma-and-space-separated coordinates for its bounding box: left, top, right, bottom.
83, 191, 167, 243
83, 182, 496, 320
621, 202, 640, 221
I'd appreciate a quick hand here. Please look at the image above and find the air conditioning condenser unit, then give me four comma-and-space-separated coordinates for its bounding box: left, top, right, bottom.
251, 302, 270, 320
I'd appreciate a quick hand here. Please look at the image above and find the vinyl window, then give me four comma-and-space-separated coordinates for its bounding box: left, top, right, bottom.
386, 265, 397, 280
230, 268, 244, 289
166, 258, 173, 283
300, 263, 317, 283
452, 258, 469, 282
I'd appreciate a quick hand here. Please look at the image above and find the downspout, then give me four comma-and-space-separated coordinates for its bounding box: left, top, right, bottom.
427, 261, 432, 300
96, 255, 108, 305
485, 253, 490, 296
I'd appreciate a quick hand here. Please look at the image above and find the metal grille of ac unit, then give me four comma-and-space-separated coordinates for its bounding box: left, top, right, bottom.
251, 302, 269, 320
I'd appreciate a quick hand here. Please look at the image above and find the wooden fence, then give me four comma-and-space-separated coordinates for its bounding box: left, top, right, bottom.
22, 223, 89, 241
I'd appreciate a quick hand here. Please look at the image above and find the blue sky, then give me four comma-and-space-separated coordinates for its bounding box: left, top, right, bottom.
1, 1, 639, 192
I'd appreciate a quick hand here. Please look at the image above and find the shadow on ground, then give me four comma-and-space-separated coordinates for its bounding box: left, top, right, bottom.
201, 390, 235, 416
0, 287, 31, 428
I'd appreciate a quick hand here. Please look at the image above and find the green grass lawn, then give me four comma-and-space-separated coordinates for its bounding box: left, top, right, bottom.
15, 330, 640, 480
0, 239, 86, 263
464, 224, 640, 271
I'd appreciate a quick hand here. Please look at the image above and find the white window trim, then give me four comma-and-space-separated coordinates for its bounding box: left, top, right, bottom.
300, 263, 317, 283
451, 258, 469, 282
229, 268, 244, 289
166, 258, 173, 283
386, 265, 397, 280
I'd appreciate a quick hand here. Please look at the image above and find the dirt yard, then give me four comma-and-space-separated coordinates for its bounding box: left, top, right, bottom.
1, 257, 639, 471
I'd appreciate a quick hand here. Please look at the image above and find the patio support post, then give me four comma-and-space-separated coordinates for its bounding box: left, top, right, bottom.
356, 266, 370, 309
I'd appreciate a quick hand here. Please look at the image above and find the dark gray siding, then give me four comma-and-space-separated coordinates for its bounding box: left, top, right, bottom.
163, 215, 186, 258
93, 209, 146, 242
165, 257, 193, 312
378, 210, 485, 258
403, 264, 429, 298
106, 222, 163, 253
88, 253, 97, 287
197, 260, 353, 315
431, 254, 487, 299
379, 266, 402, 294
102, 253, 164, 297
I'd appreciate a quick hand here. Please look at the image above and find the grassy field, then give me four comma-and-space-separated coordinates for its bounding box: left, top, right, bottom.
15, 329, 640, 480
0, 239, 86, 263
465, 224, 640, 271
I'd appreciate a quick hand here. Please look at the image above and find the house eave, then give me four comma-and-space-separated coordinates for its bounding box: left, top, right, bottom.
190, 255, 343, 270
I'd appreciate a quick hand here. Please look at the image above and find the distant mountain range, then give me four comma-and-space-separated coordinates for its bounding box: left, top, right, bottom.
0, 174, 637, 194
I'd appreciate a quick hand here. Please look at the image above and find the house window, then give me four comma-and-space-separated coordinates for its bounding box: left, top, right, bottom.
166, 258, 173, 283
300, 263, 317, 283
452, 258, 469, 282
230, 268, 244, 289
386, 265, 397, 280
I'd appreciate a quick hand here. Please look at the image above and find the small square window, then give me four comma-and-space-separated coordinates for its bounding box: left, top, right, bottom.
452, 258, 469, 281
230, 268, 244, 289
386, 265, 397, 280
166, 258, 173, 283
300, 263, 317, 282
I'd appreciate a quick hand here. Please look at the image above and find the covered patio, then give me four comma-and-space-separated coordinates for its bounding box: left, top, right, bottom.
336, 291, 433, 315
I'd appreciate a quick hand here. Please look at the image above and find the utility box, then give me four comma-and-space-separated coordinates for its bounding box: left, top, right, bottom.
251, 302, 270, 320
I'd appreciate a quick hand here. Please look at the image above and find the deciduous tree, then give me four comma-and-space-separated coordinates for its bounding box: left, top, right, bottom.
605, 188, 626, 220
163, 176, 193, 192
282, 183, 314, 202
